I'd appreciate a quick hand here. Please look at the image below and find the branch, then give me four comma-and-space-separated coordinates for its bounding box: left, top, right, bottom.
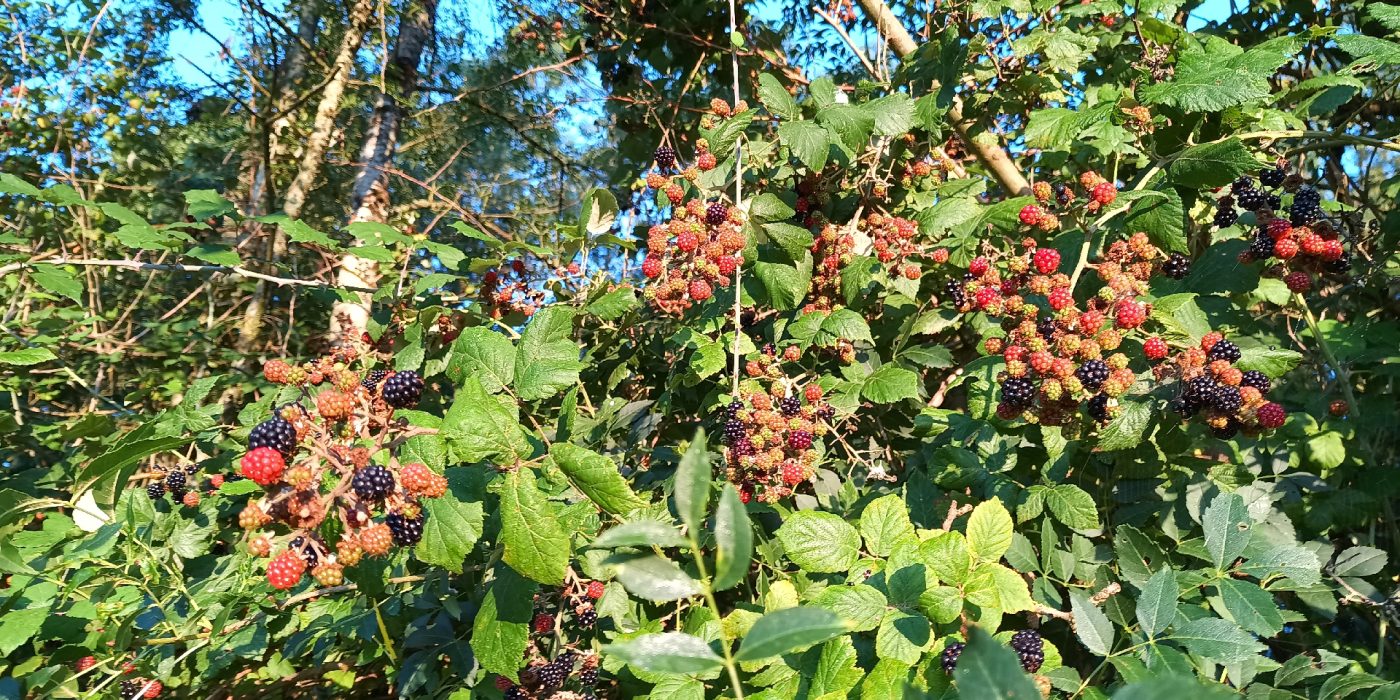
850, 0, 1031, 196
0, 257, 376, 293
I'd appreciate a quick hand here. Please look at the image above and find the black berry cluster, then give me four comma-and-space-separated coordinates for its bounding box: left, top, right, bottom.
1010, 630, 1044, 673
381, 370, 424, 408
248, 417, 298, 457
352, 465, 395, 500
361, 368, 389, 392
941, 642, 965, 674
386, 510, 426, 546
1161, 252, 1191, 280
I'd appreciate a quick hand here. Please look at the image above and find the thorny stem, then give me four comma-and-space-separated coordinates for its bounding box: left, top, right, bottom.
1293, 293, 1360, 419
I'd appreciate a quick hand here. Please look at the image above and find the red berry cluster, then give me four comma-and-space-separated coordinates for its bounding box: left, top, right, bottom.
722, 351, 833, 503
480, 259, 545, 319
864, 213, 927, 281
500, 577, 607, 698
1152, 332, 1288, 438
805, 222, 857, 312
639, 197, 746, 314
239, 356, 445, 593
1022, 170, 1120, 235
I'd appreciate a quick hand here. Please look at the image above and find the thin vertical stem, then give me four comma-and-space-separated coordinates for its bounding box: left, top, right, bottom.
728, 0, 744, 397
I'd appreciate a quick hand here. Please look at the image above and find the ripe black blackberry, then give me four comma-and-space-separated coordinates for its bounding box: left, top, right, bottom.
778, 396, 801, 416
248, 417, 298, 457
352, 465, 395, 500
577, 607, 597, 628
1231, 176, 1255, 194
504, 687, 528, 700
654, 145, 676, 169
1266, 193, 1282, 210
1076, 360, 1109, 391
120, 680, 143, 699
1213, 205, 1239, 228
146, 482, 166, 500
941, 642, 965, 674
290, 536, 320, 568
1249, 232, 1275, 259
1260, 167, 1286, 188
724, 399, 743, 420
362, 369, 389, 392
944, 279, 967, 308
579, 667, 599, 686
386, 510, 426, 546
1240, 370, 1271, 394
1212, 421, 1239, 439
815, 405, 835, 422
1185, 375, 1218, 399
1290, 202, 1320, 225
185, 464, 199, 474
1207, 339, 1241, 363
1036, 316, 1055, 339
1237, 187, 1267, 211
1052, 182, 1073, 206
1086, 393, 1111, 422
1000, 377, 1035, 408
1010, 630, 1045, 673
1170, 394, 1200, 417
1328, 252, 1352, 274
1162, 252, 1191, 280
164, 470, 186, 492
723, 419, 747, 445
381, 370, 424, 408
705, 201, 728, 226
536, 658, 570, 687
1210, 385, 1243, 412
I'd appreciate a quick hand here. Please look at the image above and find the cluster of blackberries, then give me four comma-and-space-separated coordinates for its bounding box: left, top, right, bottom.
1215, 173, 1286, 228
145, 464, 201, 503
361, 369, 388, 392
386, 510, 426, 546
944, 277, 969, 309
352, 465, 395, 500
248, 416, 297, 457
1156, 332, 1287, 437
1161, 252, 1191, 280
380, 370, 424, 408
536, 651, 575, 688
940, 630, 1044, 676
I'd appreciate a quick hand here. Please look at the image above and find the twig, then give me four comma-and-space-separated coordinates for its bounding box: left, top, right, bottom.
1, 257, 375, 293
813, 7, 878, 77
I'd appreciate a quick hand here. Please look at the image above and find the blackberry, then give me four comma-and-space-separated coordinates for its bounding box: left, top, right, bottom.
146, 482, 167, 500
1240, 370, 1271, 394
164, 470, 186, 492
504, 688, 528, 700
1036, 316, 1055, 338
1010, 630, 1045, 673
779, 396, 801, 416
1249, 232, 1275, 259
705, 201, 728, 226
352, 465, 395, 500
1328, 251, 1352, 274
1185, 376, 1218, 402
578, 608, 597, 628
1260, 167, 1286, 188
1000, 377, 1035, 408
731, 436, 755, 457
537, 659, 570, 687
556, 650, 576, 669
1290, 202, 1320, 225
1086, 393, 1111, 422
1052, 182, 1073, 206
1294, 186, 1321, 207
121, 680, 143, 700
788, 430, 813, 450
815, 405, 835, 422
722, 419, 747, 445
724, 399, 743, 420
1266, 193, 1282, 210
1210, 385, 1243, 413
654, 145, 676, 169
361, 369, 389, 392
944, 279, 967, 308
381, 370, 424, 408
579, 667, 599, 686
1162, 252, 1191, 280
1170, 395, 1200, 417
386, 510, 426, 546
1212, 421, 1239, 439
1213, 206, 1239, 228
1076, 360, 1109, 391
249, 417, 298, 457
290, 536, 320, 568
1207, 339, 1241, 363
184, 463, 199, 474
941, 642, 965, 674
1231, 176, 1255, 194
1237, 188, 1267, 211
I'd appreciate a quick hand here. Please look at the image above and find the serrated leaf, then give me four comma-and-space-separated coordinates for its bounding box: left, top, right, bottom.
1136, 567, 1178, 638
713, 485, 753, 591
550, 444, 644, 515
954, 627, 1041, 699
859, 494, 915, 557
1097, 400, 1152, 451
592, 520, 688, 549
515, 307, 583, 400
1202, 492, 1251, 569
1332, 546, 1387, 577
1112, 676, 1238, 699
415, 468, 485, 573
442, 377, 530, 463
0, 347, 56, 366
1045, 485, 1100, 530
778, 120, 830, 172
185, 243, 241, 267
607, 552, 702, 601
764, 222, 815, 262
815, 584, 886, 632
757, 73, 799, 119
1169, 617, 1264, 664
868, 93, 915, 136
966, 498, 1014, 562
446, 327, 515, 393
470, 566, 538, 681
674, 428, 710, 531
754, 260, 810, 311
1235, 347, 1303, 379
609, 632, 724, 674
875, 610, 929, 664
501, 468, 569, 584
748, 192, 796, 222
735, 606, 847, 661
776, 511, 860, 572
585, 287, 637, 320
1217, 578, 1284, 636
1166, 138, 1265, 189
816, 308, 873, 346
1071, 589, 1115, 656
861, 364, 919, 404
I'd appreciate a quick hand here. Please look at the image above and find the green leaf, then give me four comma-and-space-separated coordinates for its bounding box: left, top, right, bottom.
1135, 567, 1178, 638
1319, 673, 1388, 700
551, 443, 644, 515
859, 494, 915, 557
757, 73, 799, 120
1166, 138, 1265, 189
735, 606, 847, 661
501, 468, 570, 584
868, 93, 916, 136
607, 632, 724, 674
184, 189, 237, 219
712, 485, 753, 591
185, 243, 241, 267
75, 429, 192, 508
0, 347, 56, 366
1235, 347, 1303, 379
415, 468, 485, 573
875, 610, 929, 664
442, 377, 530, 463
816, 308, 874, 346
1308, 431, 1346, 468
0, 607, 46, 657
607, 552, 702, 602
1151, 293, 1211, 343
1045, 485, 1100, 530
953, 627, 1041, 699
592, 519, 689, 549
515, 307, 583, 400
815, 584, 887, 632
966, 498, 1014, 562
471, 566, 538, 681
809, 637, 863, 698
1332, 546, 1387, 577
1070, 589, 1115, 656
0, 173, 42, 197
921, 531, 971, 585
1140, 54, 1274, 112
446, 327, 516, 393
754, 260, 809, 311
256, 214, 337, 248
1124, 184, 1186, 253
1112, 676, 1239, 700
861, 365, 920, 404
31, 264, 83, 303
1217, 578, 1285, 636
778, 120, 830, 172
763, 222, 815, 262
1202, 492, 1251, 569
1335, 34, 1400, 68
817, 104, 875, 149
988, 563, 1035, 613
776, 511, 860, 572
748, 192, 796, 222
1096, 400, 1152, 451
1169, 617, 1265, 664
585, 287, 638, 320
674, 428, 711, 531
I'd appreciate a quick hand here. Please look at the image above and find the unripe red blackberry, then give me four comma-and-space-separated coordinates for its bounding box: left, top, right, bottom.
1090, 181, 1117, 205
688, 278, 713, 301
586, 580, 606, 599
1256, 402, 1286, 429
1284, 271, 1311, 292
1019, 204, 1043, 226
1032, 247, 1060, 274
1143, 337, 1168, 361
1329, 399, 1349, 416
266, 550, 306, 590
263, 359, 292, 384
969, 256, 990, 276
359, 524, 394, 556
239, 447, 286, 486
788, 430, 813, 450
696, 151, 718, 171
641, 255, 664, 279
76, 656, 97, 673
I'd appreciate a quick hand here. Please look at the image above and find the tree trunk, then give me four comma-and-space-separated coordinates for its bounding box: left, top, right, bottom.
329, 0, 439, 343
235, 0, 376, 354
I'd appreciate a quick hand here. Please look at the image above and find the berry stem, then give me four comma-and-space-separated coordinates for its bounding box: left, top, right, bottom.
687, 528, 747, 699
727, 0, 744, 398
1294, 294, 1361, 420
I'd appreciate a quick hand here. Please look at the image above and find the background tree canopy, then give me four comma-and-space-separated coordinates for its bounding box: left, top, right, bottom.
1, 0, 1398, 697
